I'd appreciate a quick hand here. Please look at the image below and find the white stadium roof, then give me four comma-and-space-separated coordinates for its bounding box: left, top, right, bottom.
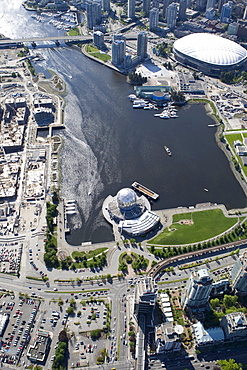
173, 33, 247, 67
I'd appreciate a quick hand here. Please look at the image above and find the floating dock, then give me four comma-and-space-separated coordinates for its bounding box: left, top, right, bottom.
132, 181, 159, 200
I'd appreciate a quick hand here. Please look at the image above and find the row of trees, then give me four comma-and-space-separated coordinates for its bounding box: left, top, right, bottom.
44, 201, 59, 268
52, 330, 68, 370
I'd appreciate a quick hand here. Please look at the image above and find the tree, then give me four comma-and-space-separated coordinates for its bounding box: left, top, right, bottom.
58, 330, 68, 343
223, 295, 238, 309
66, 306, 74, 316
91, 329, 102, 340
210, 298, 220, 310
217, 358, 243, 370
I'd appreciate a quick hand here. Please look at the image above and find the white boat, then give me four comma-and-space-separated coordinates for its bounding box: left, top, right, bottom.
128, 94, 137, 101
154, 113, 161, 117
160, 114, 170, 119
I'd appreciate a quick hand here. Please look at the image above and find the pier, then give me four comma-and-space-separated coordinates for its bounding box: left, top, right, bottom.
132, 181, 159, 200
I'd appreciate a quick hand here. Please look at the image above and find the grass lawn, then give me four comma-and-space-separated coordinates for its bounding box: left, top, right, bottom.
68, 27, 80, 36
72, 247, 108, 260
90, 52, 111, 62
225, 133, 243, 149
85, 45, 99, 53
149, 209, 238, 245
243, 133, 247, 138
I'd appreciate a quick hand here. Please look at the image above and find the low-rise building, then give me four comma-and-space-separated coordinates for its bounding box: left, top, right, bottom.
193, 321, 224, 346
27, 330, 51, 363
155, 322, 181, 352
220, 312, 247, 340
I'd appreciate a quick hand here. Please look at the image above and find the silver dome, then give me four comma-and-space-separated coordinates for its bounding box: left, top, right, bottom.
173, 33, 247, 66
117, 188, 137, 210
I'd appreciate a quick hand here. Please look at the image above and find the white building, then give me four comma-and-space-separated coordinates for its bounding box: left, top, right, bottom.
193, 322, 224, 346
220, 312, 247, 340
149, 7, 159, 30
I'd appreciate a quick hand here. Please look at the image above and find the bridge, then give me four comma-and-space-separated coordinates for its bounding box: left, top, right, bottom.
0, 35, 94, 46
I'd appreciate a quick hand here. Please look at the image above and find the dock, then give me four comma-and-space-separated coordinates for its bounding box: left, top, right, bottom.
132, 181, 159, 200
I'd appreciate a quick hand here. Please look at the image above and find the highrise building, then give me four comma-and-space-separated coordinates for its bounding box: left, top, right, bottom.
178, 0, 187, 21
112, 34, 126, 65
206, 7, 215, 19
102, 0, 110, 12
149, 7, 159, 30
128, 0, 136, 18
220, 1, 233, 23
153, 0, 160, 9
134, 277, 157, 318
112, 40, 125, 65
86, 0, 102, 30
166, 2, 178, 30
243, 6, 247, 20
143, 0, 151, 16
162, 0, 172, 19
137, 31, 148, 58
231, 252, 247, 294
206, 0, 215, 10
218, 0, 227, 12
93, 30, 104, 48
195, 0, 207, 11
181, 268, 213, 310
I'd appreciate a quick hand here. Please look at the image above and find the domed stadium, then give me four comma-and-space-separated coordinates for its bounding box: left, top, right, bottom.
173, 33, 247, 76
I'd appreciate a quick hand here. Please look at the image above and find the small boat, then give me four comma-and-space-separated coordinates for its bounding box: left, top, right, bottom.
160, 114, 170, 119
204, 188, 209, 192
164, 146, 172, 156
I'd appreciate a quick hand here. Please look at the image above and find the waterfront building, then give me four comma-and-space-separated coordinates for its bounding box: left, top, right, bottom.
149, 7, 159, 30
93, 31, 104, 48
86, 0, 102, 29
162, 0, 172, 18
195, 0, 207, 11
220, 312, 247, 340
206, 0, 215, 10
102, 187, 160, 236
137, 31, 148, 59
112, 40, 125, 65
220, 1, 233, 23
231, 252, 247, 294
181, 268, 213, 310
178, 0, 187, 21
193, 322, 224, 346
166, 3, 178, 30
134, 277, 157, 318
143, 0, 151, 16
128, 0, 136, 18
102, 0, 110, 12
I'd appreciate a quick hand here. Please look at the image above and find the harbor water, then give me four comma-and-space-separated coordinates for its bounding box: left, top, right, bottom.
0, 1, 247, 245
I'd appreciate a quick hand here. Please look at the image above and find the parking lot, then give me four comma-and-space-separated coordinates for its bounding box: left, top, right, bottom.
0, 293, 40, 366
66, 295, 111, 368
0, 242, 22, 275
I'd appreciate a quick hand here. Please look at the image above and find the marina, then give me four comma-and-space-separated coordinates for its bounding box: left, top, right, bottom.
132, 181, 159, 200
